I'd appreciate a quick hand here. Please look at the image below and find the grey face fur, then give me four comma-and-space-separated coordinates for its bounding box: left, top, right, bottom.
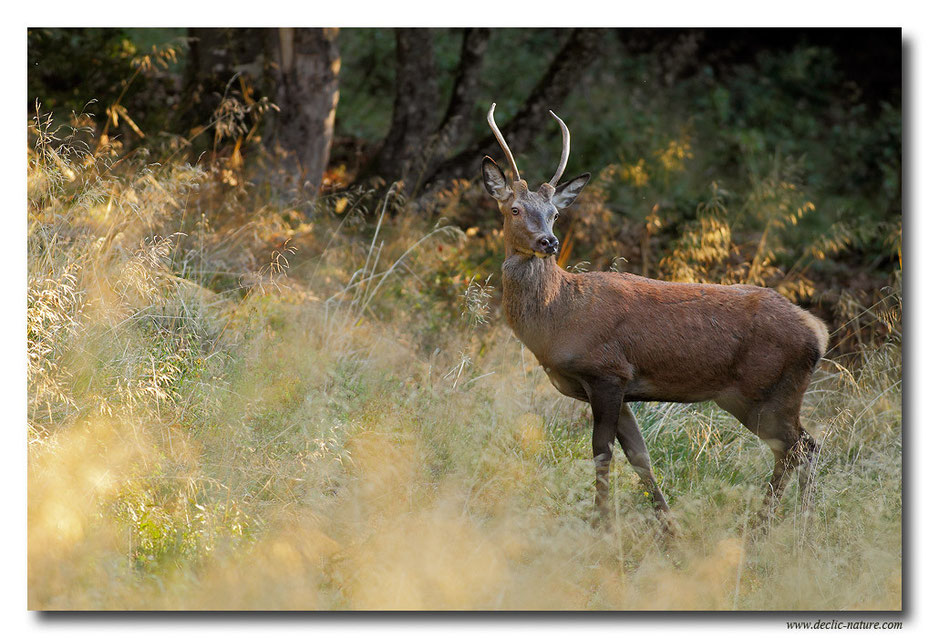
481, 156, 589, 258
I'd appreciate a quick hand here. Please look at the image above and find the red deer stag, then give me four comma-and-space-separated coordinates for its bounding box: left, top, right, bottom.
481, 103, 828, 532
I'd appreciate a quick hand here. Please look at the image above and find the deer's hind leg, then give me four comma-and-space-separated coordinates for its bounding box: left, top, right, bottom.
715, 388, 816, 528
753, 418, 819, 527
795, 426, 821, 508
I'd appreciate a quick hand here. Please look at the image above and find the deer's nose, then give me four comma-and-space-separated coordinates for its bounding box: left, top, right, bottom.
537, 235, 559, 254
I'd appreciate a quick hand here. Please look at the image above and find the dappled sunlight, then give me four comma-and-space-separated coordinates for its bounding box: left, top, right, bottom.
26, 29, 901, 610
26, 230, 902, 609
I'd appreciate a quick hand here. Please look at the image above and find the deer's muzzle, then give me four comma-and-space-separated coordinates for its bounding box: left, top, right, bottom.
536, 235, 559, 256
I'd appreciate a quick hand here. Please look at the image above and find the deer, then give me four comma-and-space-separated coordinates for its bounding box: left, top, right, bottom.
481, 103, 829, 534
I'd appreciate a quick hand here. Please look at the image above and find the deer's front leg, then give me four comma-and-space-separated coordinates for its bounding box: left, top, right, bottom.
587, 380, 625, 524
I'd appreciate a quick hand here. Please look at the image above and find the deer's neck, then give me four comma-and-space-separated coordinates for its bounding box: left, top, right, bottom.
501, 253, 567, 348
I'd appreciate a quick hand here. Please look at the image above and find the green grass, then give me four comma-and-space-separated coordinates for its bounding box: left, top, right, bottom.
27, 116, 901, 611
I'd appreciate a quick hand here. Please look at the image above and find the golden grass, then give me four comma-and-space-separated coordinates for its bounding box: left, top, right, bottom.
26, 120, 901, 611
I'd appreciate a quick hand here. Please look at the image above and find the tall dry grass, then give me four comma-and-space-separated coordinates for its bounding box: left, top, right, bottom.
27, 115, 901, 611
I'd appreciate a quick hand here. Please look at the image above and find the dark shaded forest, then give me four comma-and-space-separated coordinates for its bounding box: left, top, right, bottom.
27, 28, 902, 611
29, 28, 902, 352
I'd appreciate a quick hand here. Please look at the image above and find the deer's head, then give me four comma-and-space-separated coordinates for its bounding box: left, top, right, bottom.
481, 103, 590, 259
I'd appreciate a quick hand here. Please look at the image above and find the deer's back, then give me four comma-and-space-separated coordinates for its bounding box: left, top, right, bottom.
521, 270, 826, 403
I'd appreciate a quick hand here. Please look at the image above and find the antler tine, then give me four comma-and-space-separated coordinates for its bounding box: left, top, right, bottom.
487, 103, 521, 183
547, 109, 570, 187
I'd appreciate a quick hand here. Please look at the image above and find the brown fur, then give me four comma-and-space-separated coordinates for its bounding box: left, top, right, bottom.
502, 259, 827, 406
481, 124, 829, 531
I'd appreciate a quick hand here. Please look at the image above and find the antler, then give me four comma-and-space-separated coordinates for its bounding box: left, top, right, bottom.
547, 110, 570, 187
487, 103, 520, 183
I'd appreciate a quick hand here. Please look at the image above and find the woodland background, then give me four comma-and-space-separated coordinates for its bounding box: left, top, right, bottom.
27, 28, 902, 610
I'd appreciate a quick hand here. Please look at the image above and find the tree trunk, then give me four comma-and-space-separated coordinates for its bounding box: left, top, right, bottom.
366, 28, 441, 190
424, 28, 491, 178
271, 28, 341, 192
428, 28, 604, 186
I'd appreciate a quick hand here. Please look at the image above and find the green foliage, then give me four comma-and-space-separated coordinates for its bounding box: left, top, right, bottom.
27, 29, 900, 300
27, 30, 902, 611
27, 127, 901, 611
115, 479, 252, 572
28, 29, 136, 115
28, 28, 186, 141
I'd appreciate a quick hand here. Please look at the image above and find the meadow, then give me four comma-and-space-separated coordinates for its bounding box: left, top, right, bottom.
27, 103, 901, 610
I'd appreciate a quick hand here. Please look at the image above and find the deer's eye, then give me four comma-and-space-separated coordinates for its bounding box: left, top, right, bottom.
511, 207, 519, 215
553, 212, 560, 221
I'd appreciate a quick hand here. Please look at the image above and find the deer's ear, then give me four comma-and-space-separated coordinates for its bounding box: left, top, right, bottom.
482, 156, 512, 202
552, 173, 590, 209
